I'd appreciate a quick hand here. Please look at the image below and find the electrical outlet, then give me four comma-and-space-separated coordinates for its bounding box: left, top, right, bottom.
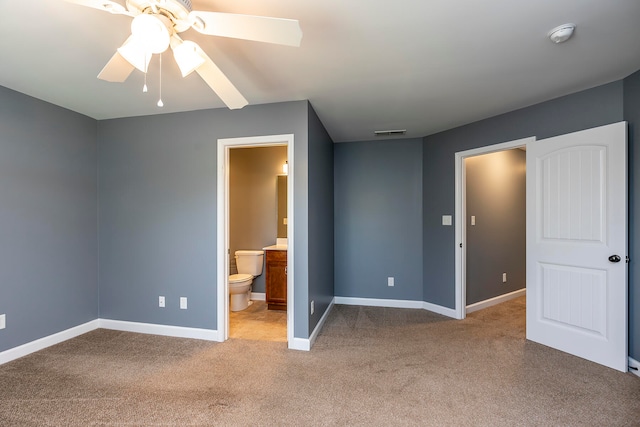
310, 300, 315, 315
0, 314, 5, 330
159, 296, 165, 308
180, 297, 188, 309
388, 277, 395, 287
502, 273, 507, 283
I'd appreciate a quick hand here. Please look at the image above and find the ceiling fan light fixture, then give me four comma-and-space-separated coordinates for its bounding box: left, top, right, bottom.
131, 14, 172, 54
172, 40, 205, 77
117, 37, 152, 72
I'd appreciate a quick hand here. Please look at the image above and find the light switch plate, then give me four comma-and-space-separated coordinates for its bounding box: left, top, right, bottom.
471, 215, 476, 226
180, 297, 187, 309
0, 314, 5, 330
442, 215, 452, 226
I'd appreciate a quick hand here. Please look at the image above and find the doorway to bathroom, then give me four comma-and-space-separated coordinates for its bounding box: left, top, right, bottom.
217, 134, 294, 347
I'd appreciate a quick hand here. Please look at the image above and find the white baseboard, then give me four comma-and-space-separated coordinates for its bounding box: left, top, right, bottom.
422, 301, 457, 318
308, 297, 335, 348
335, 296, 423, 309
629, 357, 640, 378
0, 320, 100, 365
251, 292, 266, 301
335, 296, 457, 319
465, 288, 526, 314
0, 318, 219, 366
98, 319, 219, 341
288, 298, 336, 351
288, 337, 310, 351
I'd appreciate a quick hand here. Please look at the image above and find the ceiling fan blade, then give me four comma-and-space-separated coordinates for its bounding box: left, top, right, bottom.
188, 11, 302, 47
62, 0, 134, 16
194, 50, 248, 110
97, 51, 135, 82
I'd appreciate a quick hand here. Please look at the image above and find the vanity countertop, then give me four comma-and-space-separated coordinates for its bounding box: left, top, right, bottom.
263, 244, 288, 251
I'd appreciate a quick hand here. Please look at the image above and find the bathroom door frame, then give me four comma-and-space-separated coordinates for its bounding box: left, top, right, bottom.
216, 134, 294, 346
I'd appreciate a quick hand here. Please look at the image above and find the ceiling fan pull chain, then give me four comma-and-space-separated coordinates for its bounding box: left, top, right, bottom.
157, 53, 164, 107
143, 52, 149, 93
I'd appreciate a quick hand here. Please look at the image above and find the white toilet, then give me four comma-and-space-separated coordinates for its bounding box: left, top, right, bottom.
229, 250, 264, 311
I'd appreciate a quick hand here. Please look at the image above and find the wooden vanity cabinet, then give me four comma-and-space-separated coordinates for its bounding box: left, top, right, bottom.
265, 250, 287, 310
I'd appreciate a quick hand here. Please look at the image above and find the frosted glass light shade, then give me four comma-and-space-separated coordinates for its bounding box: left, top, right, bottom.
131, 14, 171, 54
117, 37, 152, 72
172, 40, 205, 77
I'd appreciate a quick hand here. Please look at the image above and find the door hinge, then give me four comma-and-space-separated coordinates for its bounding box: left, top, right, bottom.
626, 256, 630, 264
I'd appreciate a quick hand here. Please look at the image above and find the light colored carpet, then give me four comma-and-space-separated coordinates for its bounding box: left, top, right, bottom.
0, 297, 638, 426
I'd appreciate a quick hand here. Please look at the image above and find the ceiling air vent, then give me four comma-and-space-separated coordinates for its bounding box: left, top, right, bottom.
374, 129, 407, 136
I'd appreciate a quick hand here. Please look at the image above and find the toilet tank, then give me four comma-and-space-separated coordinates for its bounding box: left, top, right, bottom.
235, 250, 264, 276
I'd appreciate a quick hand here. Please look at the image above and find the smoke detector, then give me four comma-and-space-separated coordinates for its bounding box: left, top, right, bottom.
548, 24, 576, 44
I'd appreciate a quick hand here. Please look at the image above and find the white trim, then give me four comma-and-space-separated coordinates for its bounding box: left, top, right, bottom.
421, 301, 457, 318
289, 299, 335, 351
0, 320, 99, 365
217, 134, 295, 347
335, 297, 457, 318
335, 296, 423, 309
288, 337, 311, 351
99, 319, 218, 341
454, 136, 535, 320
465, 288, 526, 314
250, 292, 266, 301
629, 357, 640, 377
310, 298, 335, 346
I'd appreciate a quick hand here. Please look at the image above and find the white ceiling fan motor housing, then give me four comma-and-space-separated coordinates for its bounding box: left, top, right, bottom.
126, 0, 194, 33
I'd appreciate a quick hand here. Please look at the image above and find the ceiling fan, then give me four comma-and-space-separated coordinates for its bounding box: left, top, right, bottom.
63, 0, 303, 109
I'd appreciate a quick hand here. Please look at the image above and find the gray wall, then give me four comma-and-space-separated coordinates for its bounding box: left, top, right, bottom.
307, 105, 334, 333
423, 81, 625, 308
97, 101, 311, 336
465, 149, 526, 305
334, 138, 423, 301
229, 146, 287, 293
624, 69, 640, 360
0, 86, 98, 353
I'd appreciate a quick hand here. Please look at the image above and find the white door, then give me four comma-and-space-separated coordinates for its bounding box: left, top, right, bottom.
526, 121, 628, 372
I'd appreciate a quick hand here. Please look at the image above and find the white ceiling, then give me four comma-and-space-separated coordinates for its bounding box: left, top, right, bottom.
1, 0, 640, 142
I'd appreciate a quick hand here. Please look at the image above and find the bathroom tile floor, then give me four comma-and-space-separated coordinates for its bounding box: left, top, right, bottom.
229, 301, 287, 342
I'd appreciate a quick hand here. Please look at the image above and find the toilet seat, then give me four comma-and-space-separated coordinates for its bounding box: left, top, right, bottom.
229, 273, 252, 284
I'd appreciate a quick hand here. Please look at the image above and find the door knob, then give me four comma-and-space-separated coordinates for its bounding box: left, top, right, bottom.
608, 255, 621, 263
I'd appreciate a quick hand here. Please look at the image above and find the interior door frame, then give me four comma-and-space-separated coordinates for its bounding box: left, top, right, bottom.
454, 137, 535, 319
216, 134, 295, 346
